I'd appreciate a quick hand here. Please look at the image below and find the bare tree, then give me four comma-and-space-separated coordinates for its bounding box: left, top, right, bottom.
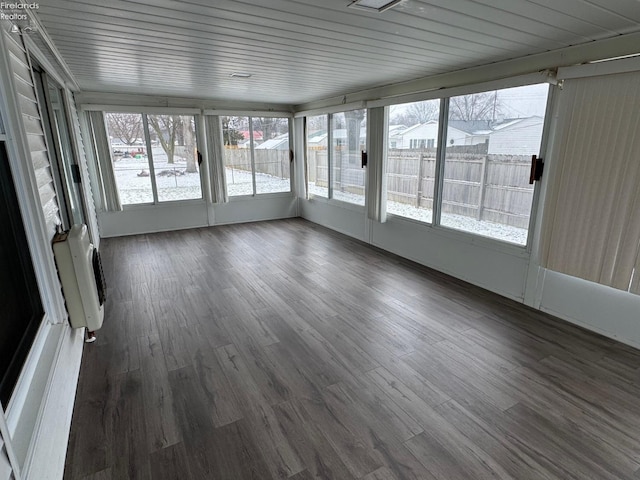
390, 100, 439, 126
306, 115, 327, 132
449, 91, 502, 121
106, 113, 142, 145
222, 117, 245, 146
407, 101, 440, 123
183, 117, 197, 173
253, 117, 288, 141
147, 114, 179, 163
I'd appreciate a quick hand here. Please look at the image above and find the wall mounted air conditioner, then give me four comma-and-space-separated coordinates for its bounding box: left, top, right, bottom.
53, 224, 106, 342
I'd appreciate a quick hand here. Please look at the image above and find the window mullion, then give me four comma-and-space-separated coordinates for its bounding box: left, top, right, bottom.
433, 97, 449, 226
249, 117, 257, 196
142, 114, 159, 204
327, 114, 333, 199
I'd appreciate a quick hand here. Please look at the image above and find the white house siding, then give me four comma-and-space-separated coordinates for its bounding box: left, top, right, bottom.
4, 29, 61, 234
393, 123, 471, 149
398, 122, 439, 149
488, 117, 544, 155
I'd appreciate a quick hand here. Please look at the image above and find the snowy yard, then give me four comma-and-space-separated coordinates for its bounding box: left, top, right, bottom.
113, 154, 203, 204
308, 182, 528, 245
114, 151, 291, 204
226, 168, 291, 196
114, 153, 526, 245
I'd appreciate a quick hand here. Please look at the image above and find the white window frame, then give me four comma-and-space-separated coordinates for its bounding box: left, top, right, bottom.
369, 78, 555, 252
305, 109, 367, 210
103, 110, 205, 207
221, 115, 293, 198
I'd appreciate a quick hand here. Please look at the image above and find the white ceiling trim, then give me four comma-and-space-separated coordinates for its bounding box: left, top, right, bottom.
558, 55, 640, 80
203, 110, 292, 118
80, 105, 201, 115
295, 31, 640, 112
294, 101, 367, 118
367, 71, 556, 109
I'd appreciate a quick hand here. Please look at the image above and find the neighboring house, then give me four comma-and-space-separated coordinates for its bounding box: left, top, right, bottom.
255, 132, 290, 150
389, 117, 543, 151
390, 120, 472, 149
110, 138, 146, 155
237, 130, 263, 148
448, 120, 493, 146
305, 129, 366, 149
487, 116, 544, 155
307, 131, 327, 148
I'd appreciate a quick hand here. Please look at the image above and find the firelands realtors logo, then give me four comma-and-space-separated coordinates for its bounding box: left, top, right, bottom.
1, 2, 38, 33
1, 2, 39, 21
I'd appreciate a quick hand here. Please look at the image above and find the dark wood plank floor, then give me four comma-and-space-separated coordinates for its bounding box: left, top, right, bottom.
64, 218, 640, 480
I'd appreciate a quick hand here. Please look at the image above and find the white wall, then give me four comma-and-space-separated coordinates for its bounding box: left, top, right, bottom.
97, 195, 298, 237
538, 270, 640, 348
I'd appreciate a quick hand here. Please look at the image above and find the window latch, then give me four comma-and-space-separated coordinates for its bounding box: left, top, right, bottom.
361, 150, 368, 168
197, 150, 203, 166
71, 164, 82, 183
529, 155, 544, 184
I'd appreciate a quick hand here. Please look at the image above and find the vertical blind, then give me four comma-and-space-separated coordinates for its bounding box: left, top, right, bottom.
541, 71, 640, 295
88, 111, 122, 212
367, 106, 387, 223
204, 115, 228, 204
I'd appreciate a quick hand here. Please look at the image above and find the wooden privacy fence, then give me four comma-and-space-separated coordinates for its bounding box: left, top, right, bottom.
224, 148, 290, 179
307, 150, 366, 196
308, 148, 534, 228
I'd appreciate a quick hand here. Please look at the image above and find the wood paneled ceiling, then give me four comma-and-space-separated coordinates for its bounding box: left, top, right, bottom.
36, 0, 640, 105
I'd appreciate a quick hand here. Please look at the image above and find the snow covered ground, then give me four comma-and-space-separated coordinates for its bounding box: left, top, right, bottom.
114, 153, 290, 204
113, 155, 203, 204
308, 182, 528, 245
226, 168, 291, 196
114, 155, 526, 245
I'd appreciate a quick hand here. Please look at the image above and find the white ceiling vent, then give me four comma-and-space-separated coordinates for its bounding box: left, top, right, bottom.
347, 0, 404, 13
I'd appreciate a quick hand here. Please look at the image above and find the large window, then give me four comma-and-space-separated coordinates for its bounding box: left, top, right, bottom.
306, 115, 328, 198
383, 83, 549, 246
305, 109, 367, 206
440, 84, 549, 245
147, 115, 201, 202
222, 116, 291, 196
332, 110, 366, 205
105, 113, 202, 205
386, 99, 440, 223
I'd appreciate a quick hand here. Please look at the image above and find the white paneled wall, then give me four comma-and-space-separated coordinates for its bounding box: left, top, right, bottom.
67, 94, 101, 247
0, 21, 89, 480
4, 31, 60, 234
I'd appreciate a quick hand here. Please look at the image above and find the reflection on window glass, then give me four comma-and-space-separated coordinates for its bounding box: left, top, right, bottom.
147, 114, 202, 202
386, 99, 439, 223
332, 109, 366, 205
307, 115, 328, 198
253, 117, 291, 194
440, 84, 549, 245
222, 116, 253, 196
105, 112, 153, 205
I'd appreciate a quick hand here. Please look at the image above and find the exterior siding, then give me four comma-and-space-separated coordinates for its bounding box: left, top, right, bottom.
488, 117, 544, 155
4, 30, 61, 235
